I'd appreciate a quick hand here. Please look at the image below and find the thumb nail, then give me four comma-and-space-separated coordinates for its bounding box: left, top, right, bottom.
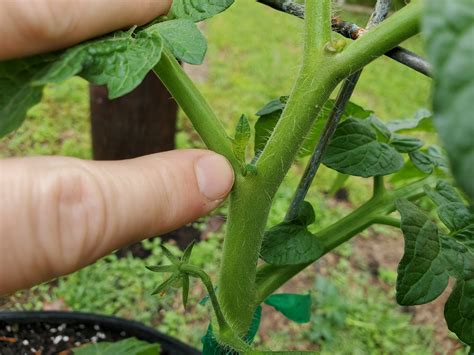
195, 154, 234, 201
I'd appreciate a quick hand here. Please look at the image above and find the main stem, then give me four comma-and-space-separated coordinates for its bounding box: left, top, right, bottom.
217, 0, 335, 335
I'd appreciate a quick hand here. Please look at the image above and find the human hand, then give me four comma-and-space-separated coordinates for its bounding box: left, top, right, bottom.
0, 0, 235, 294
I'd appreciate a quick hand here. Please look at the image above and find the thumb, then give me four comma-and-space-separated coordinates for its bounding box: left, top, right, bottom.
0, 149, 234, 294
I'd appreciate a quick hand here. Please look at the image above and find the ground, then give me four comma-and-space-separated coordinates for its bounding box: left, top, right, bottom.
0, 1, 469, 354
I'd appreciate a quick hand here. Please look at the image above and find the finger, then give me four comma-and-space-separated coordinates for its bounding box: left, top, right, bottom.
0, 0, 172, 60
0, 150, 234, 294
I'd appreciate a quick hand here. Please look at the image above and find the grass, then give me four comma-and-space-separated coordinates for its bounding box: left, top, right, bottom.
0, 0, 449, 352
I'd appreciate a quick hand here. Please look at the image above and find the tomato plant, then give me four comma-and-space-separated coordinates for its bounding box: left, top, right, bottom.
1, 0, 472, 352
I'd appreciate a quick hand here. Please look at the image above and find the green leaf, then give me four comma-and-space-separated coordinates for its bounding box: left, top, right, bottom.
182, 274, 190, 308
395, 199, 449, 305
444, 278, 474, 347
300, 101, 373, 158
34, 26, 163, 99
157, 19, 207, 64
254, 96, 288, 155
369, 115, 392, 140
385, 109, 434, 133
264, 293, 312, 324
424, 0, 474, 200
145, 265, 177, 273
169, 0, 235, 22
151, 273, 179, 295
424, 182, 474, 233
256, 97, 288, 116
261, 223, 324, 266
0, 25, 164, 137
0, 56, 52, 137
424, 180, 463, 206
160, 244, 179, 264
322, 119, 404, 177
440, 236, 474, 346
409, 151, 434, 174
288, 201, 316, 227
253, 98, 372, 158
182, 240, 196, 263
233, 114, 251, 163
389, 134, 424, 153
73, 337, 160, 355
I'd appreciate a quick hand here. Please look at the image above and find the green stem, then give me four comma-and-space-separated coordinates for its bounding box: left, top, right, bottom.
217, 0, 335, 335
304, 0, 332, 57
373, 176, 385, 197
181, 264, 229, 331
255, 176, 434, 304
153, 48, 239, 170
372, 215, 401, 228
334, 0, 423, 79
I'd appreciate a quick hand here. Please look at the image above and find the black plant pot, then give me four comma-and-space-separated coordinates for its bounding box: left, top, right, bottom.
0, 311, 200, 354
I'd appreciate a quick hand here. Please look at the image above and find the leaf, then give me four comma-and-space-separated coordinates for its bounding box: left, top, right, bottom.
322, 119, 404, 177
157, 19, 207, 64
385, 109, 434, 133
288, 201, 316, 227
409, 151, 434, 174
233, 114, 251, 163
253, 98, 372, 157
424, 180, 464, 206
182, 274, 190, 308
440, 236, 474, 346
389, 134, 424, 153
34, 26, 163, 99
395, 199, 449, 305
369, 115, 392, 140
264, 293, 312, 323
423, 182, 474, 233
160, 244, 180, 264
169, 0, 235, 22
261, 223, 324, 266
145, 265, 177, 273
73, 337, 160, 355
255, 97, 288, 116
254, 96, 288, 155
444, 278, 474, 347
0, 56, 52, 137
151, 273, 179, 295
182, 240, 196, 263
0, 25, 164, 137
300, 101, 373, 158
423, 0, 474, 200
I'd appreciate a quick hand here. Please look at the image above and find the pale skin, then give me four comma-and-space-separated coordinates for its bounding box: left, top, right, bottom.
0, 0, 234, 294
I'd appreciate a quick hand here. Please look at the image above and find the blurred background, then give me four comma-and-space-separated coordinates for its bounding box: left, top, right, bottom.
0, 0, 466, 353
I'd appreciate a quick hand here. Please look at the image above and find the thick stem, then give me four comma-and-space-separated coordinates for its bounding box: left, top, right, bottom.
286, 71, 362, 221
218, 0, 335, 335
153, 48, 239, 170
286, 0, 391, 221
255, 176, 434, 304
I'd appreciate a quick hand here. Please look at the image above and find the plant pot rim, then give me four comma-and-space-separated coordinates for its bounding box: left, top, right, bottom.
0, 310, 200, 355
